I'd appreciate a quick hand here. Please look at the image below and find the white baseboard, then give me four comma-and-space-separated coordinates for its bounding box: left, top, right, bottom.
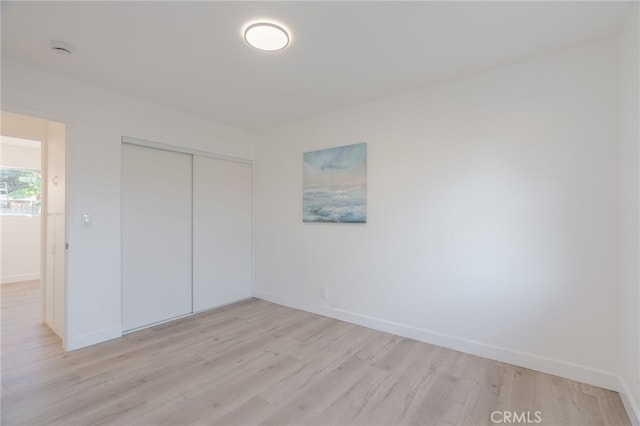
619, 379, 640, 425
1, 273, 40, 284
253, 290, 621, 392
65, 326, 121, 351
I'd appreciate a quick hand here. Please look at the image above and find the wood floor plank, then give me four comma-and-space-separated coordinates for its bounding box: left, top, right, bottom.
1, 281, 631, 426
211, 396, 275, 426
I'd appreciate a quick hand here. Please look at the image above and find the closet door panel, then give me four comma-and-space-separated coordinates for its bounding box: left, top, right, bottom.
193, 156, 252, 312
122, 144, 192, 331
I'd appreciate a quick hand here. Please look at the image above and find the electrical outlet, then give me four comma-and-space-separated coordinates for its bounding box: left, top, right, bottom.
320, 287, 327, 300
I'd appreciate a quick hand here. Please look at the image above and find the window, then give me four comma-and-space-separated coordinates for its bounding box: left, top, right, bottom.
0, 167, 41, 216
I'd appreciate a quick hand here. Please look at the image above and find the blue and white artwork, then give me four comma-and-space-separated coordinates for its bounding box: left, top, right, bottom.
303, 143, 367, 223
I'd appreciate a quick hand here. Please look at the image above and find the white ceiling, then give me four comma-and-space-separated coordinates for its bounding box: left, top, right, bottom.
1, 1, 634, 131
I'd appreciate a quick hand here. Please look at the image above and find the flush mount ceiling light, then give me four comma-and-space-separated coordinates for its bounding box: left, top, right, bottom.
243, 22, 290, 51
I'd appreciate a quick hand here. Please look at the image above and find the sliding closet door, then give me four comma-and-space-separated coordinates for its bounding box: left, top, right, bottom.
122, 144, 192, 331
193, 156, 252, 312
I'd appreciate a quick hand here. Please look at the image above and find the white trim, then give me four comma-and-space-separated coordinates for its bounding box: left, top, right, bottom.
193, 296, 253, 315
120, 297, 254, 334
1, 273, 40, 284
122, 312, 193, 334
619, 378, 640, 426
253, 290, 621, 392
121, 136, 253, 165
65, 326, 121, 351
251, 164, 255, 306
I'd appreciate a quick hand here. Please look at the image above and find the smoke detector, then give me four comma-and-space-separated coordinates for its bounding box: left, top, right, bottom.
50, 41, 73, 55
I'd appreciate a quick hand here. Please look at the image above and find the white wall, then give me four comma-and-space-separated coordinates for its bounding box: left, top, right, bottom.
619, 4, 640, 423
0, 139, 42, 284
254, 40, 621, 390
1, 60, 255, 350
0, 216, 40, 283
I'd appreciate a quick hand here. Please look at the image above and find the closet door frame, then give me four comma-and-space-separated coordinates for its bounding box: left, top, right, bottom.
122, 137, 252, 166
120, 136, 253, 333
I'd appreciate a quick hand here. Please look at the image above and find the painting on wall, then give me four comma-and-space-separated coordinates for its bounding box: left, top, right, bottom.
303, 143, 367, 223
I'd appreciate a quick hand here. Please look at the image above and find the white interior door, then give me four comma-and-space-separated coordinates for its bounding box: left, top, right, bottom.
44, 120, 66, 340
52, 214, 65, 337
44, 216, 55, 327
122, 144, 193, 331
193, 156, 252, 312
45, 215, 64, 337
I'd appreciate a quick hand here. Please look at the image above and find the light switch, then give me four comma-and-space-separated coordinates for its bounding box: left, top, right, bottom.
82, 214, 91, 228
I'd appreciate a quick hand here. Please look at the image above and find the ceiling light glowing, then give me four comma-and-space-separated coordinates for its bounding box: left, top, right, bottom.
243, 22, 289, 52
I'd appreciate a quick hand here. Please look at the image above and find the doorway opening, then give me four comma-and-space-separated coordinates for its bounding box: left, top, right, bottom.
0, 111, 67, 347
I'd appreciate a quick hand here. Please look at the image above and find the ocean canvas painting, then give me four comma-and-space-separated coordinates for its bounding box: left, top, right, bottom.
303, 143, 367, 223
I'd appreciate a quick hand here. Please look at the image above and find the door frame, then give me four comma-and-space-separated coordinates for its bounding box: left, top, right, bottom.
2, 104, 70, 349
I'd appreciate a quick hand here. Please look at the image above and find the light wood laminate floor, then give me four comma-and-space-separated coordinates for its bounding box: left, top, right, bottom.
1, 281, 631, 426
